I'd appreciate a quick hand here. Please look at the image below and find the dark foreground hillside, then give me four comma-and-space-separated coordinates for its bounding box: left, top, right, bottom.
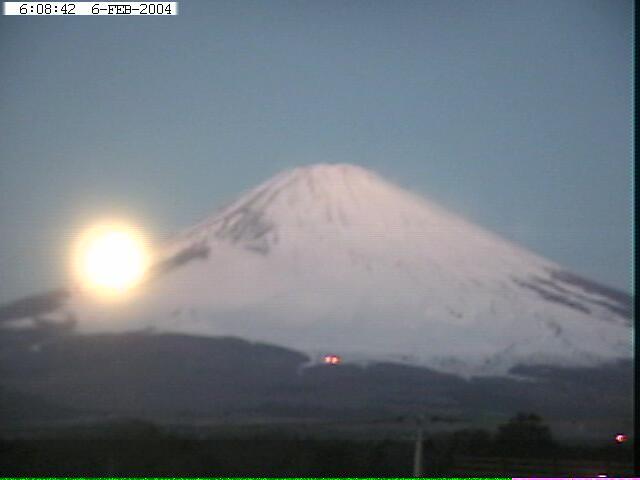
0, 328, 634, 475
0, 330, 632, 442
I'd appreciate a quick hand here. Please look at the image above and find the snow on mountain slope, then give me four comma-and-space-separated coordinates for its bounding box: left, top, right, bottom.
31, 164, 635, 377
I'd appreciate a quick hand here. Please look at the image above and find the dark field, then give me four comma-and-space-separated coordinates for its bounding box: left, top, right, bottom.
0, 420, 634, 476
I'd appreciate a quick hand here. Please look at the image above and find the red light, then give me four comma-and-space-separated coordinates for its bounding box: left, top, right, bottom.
615, 434, 628, 444
324, 355, 341, 365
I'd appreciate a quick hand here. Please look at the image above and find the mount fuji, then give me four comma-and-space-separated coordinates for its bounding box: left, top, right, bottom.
6, 163, 631, 379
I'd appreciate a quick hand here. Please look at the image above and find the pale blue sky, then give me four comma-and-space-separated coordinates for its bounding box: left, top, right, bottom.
0, 0, 632, 302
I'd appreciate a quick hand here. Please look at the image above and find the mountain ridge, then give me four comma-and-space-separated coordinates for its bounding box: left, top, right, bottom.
1, 163, 632, 378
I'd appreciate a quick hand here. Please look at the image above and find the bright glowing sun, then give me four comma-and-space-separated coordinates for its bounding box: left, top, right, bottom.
74, 222, 149, 297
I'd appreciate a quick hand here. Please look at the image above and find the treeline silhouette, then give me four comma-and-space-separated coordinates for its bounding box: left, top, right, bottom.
0, 413, 632, 476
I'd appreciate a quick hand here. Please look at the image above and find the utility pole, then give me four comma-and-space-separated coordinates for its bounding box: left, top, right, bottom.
412, 414, 425, 477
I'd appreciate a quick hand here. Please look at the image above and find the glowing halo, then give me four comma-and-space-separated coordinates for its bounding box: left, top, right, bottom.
72, 220, 150, 299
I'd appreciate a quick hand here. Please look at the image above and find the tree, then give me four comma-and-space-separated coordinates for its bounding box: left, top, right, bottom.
495, 412, 555, 455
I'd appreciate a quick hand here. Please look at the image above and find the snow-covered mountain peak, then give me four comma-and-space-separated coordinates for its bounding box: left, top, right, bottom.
9, 163, 630, 378
182, 162, 402, 233
163, 163, 545, 270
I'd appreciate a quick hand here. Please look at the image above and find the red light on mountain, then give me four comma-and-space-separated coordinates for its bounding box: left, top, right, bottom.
324, 355, 341, 365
